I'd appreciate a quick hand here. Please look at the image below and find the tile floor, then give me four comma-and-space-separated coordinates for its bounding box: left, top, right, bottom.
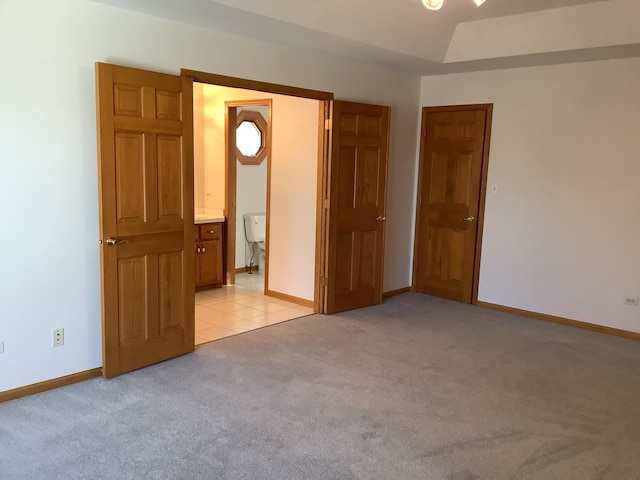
195, 273, 315, 345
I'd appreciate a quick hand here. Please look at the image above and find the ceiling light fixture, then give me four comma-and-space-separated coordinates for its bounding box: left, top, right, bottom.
422, 0, 487, 10
422, 0, 444, 9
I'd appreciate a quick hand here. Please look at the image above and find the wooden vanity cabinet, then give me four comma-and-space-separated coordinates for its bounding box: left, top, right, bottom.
195, 222, 224, 288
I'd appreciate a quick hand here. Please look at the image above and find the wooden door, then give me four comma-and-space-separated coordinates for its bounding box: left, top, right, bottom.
96, 63, 195, 378
413, 105, 491, 303
324, 101, 390, 313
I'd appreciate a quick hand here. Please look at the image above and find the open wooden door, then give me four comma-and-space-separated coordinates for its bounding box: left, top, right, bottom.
96, 63, 195, 378
324, 101, 390, 314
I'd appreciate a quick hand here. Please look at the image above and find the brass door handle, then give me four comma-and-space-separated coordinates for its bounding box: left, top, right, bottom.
105, 237, 128, 247
461, 216, 476, 222
376, 215, 386, 221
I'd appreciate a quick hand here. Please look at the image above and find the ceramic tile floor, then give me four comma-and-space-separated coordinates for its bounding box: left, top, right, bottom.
195, 273, 315, 345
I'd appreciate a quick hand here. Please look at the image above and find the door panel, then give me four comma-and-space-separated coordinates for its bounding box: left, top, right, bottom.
96, 63, 195, 378
114, 133, 145, 222
158, 251, 184, 332
325, 101, 390, 314
157, 135, 184, 219
414, 107, 490, 303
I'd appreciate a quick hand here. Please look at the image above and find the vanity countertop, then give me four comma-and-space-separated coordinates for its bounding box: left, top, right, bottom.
195, 209, 225, 224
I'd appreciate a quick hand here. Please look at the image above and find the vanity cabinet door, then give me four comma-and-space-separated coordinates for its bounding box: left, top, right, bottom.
199, 239, 222, 286
195, 222, 224, 288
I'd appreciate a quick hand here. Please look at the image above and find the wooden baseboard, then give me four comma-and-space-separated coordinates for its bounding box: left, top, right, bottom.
265, 289, 314, 309
383, 287, 411, 299
477, 301, 640, 342
195, 283, 222, 292
0, 367, 102, 403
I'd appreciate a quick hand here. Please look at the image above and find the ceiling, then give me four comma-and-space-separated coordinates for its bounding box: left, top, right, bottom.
93, 0, 640, 74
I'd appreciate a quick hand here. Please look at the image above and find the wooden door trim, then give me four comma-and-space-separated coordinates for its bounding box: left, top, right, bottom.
224, 99, 273, 293
315, 100, 331, 313
224, 106, 237, 286
181, 69, 334, 101
412, 103, 493, 305
182, 75, 197, 345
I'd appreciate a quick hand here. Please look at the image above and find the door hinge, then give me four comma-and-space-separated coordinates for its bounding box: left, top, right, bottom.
323, 198, 328, 209
320, 276, 327, 286
325, 119, 331, 130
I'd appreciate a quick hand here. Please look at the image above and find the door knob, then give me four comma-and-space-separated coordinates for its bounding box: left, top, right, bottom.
461, 216, 476, 222
105, 237, 128, 247
376, 215, 386, 221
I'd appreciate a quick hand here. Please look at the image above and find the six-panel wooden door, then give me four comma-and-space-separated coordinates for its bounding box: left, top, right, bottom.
413, 106, 490, 303
325, 101, 390, 313
96, 63, 195, 378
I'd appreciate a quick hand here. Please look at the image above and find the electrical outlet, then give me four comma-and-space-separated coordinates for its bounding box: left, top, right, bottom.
0, 341, 4, 354
53, 328, 64, 347
624, 298, 639, 307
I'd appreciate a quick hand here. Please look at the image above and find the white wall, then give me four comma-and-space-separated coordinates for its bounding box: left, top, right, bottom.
200, 86, 226, 212
268, 95, 319, 300
0, 0, 420, 392
421, 59, 640, 333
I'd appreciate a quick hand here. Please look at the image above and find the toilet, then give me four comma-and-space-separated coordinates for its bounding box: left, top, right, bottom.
243, 212, 266, 274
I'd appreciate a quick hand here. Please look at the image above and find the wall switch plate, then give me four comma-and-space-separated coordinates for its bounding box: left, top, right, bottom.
624, 298, 639, 307
0, 341, 4, 354
53, 328, 64, 347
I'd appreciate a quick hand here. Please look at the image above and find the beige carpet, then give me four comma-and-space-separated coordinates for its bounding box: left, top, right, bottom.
1, 293, 639, 479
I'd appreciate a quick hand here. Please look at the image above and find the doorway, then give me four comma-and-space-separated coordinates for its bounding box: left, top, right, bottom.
412, 104, 492, 303
224, 99, 271, 287
190, 81, 323, 345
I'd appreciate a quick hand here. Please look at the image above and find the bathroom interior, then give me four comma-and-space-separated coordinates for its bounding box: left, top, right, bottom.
192, 82, 322, 345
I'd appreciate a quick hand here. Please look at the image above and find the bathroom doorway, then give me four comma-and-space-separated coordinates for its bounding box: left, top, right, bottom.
191, 82, 322, 345
225, 99, 272, 290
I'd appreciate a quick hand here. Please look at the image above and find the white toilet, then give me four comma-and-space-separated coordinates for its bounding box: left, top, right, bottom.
243, 212, 266, 274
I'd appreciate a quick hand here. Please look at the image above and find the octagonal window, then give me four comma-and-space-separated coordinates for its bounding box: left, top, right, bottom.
236, 121, 262, 157
235, 110, 268, 166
